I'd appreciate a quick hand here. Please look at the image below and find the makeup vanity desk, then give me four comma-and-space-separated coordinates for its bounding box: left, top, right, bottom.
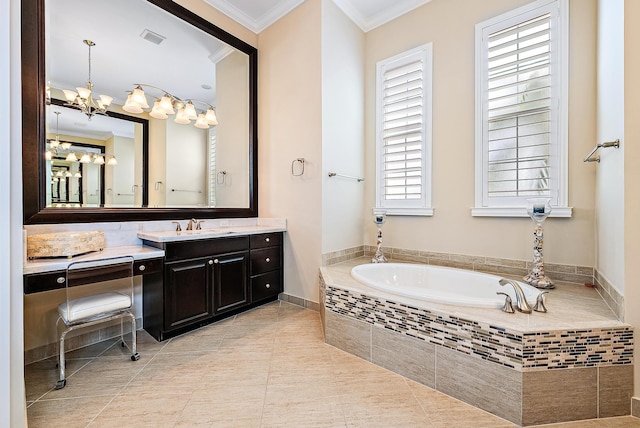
23, 222, 286, 342
23, 245, 165, 294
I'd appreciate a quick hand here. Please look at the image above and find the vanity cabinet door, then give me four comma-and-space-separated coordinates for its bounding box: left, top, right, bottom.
212, 251, 249, 314
164, 258, 214, 330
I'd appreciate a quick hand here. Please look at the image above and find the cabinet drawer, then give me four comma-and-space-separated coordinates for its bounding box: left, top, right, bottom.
250, 247, 281, 275
250, 233, 282, 249
163, 236, 249, 262
251, 271, 281, 302
134, 258, 163, 275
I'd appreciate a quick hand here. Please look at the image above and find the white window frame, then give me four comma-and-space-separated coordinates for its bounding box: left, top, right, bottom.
472, 0, 571, 218
375, 43, 433, 216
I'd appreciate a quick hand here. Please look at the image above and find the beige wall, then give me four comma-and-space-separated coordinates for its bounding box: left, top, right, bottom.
362, 0, 597, 267
258, 0, 323, 302
624, 0, 640, 398
321, 0, 366, 253
216, 50, 250, 208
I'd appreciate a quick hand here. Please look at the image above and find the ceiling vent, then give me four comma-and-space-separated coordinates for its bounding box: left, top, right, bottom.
140, 29, 166, 45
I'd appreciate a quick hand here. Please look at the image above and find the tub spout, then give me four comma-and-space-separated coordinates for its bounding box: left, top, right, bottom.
499, 278, 532, 313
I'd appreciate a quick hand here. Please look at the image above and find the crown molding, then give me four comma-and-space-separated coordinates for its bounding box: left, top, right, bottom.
204, 0, 305, 33
332, 0, 432, 32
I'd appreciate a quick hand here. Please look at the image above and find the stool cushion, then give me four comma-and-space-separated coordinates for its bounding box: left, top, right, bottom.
58, 292, 132, 323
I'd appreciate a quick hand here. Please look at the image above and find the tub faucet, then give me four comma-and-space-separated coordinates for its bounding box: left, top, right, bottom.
499, 278, 532, 313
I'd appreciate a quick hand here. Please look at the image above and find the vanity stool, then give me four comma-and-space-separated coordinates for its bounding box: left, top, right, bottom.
55, 256, 140, 389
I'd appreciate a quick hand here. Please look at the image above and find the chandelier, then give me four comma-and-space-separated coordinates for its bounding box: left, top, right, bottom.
62, 40, 113, 120
45, 110, 117, 166
122, 84, 218, 129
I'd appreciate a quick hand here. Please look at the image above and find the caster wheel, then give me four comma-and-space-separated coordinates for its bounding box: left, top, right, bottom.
131, 353, 140, 361
55, 379, 66, 390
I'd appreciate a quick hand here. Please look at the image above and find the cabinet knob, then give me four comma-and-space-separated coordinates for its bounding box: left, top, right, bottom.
265, 258, 270, 263
138, 264, 146, 271
265, 283, 271, 289
56, 277, 65, 284
212, 259, 219, 264
265, 237, 270, 243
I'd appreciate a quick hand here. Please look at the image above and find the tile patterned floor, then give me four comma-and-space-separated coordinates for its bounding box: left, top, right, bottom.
25, 301, 640, 428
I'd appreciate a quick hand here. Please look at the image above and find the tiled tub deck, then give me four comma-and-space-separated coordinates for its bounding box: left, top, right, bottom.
319, 259, 634, 427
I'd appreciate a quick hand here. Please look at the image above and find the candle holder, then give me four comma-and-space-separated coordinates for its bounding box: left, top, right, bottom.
523, 198, 554, 289
372, 213, 387, 263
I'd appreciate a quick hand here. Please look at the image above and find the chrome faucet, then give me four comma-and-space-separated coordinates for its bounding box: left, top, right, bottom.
499, 278, 532, 313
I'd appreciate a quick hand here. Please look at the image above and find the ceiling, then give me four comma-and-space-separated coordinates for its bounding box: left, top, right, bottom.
205, 0, 432, 33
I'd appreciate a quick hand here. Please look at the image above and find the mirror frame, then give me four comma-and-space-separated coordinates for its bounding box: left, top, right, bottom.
22, 0, 258, 224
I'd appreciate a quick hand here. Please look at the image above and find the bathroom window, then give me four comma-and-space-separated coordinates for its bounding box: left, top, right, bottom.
473, 0, 571, 217
375, 43, 433, 216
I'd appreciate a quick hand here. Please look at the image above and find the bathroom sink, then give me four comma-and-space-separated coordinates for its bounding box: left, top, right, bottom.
137, 228, 233, 242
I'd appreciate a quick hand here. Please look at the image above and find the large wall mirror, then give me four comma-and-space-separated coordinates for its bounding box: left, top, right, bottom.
22, 0, 258, 224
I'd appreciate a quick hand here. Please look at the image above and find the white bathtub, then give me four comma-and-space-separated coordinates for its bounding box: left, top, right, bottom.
350, 263, 541, 308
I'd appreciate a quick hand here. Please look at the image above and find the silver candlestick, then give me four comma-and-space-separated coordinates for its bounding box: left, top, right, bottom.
523, 198, 554, 289
372, 213, 387, 263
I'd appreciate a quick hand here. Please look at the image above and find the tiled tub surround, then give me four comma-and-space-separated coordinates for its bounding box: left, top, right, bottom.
320, 259, 634, 426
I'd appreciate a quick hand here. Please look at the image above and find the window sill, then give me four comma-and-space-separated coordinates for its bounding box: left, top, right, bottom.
374, 208, 434, 217
471, 207, 572, 218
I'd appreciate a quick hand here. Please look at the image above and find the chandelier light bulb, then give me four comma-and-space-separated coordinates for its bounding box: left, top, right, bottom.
63, 90, 78, 102
60, 142, 72, 150
76, 86, 91, 100
50, 137, 60, 148
65, 152, 77, 162
45, 150, 52, 160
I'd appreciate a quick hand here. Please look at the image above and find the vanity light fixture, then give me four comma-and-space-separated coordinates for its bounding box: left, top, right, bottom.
79, 153, 92, 163
62, 40, 113, 120
122, 83, 218, 129
107, 156, 118, 166
65, 152, 78, 162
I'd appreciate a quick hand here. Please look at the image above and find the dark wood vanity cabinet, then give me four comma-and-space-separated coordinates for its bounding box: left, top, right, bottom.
142, 232, 283, 341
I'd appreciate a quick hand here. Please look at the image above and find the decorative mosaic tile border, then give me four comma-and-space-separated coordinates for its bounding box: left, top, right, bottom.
321, 276, 633, 372
322, 245, 594, 285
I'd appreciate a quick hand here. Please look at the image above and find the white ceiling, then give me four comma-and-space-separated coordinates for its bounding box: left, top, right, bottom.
205, 0, 432, 33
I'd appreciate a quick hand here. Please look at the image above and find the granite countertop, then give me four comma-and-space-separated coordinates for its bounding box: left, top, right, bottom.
137, 225, 286, 243
321, 257, 628, 333
23, 245, 165, 275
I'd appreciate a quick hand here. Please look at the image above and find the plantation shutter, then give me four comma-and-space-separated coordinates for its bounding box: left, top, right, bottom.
382, 59, 424, 201
208, 128, 216, 206
485, 13, 552, 199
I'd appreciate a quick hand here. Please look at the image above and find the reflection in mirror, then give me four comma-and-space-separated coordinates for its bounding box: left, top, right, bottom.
22, 0, 258, 224
45, 0, 250, 210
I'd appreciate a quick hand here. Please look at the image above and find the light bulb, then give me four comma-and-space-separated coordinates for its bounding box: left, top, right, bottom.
131, 86, 149, 109
150, 100, 168, 119
204, 109, 218, 126
79, 153, 92, 163
123, 93, 144, 113
194, 113, 209, 129
174, 108, 191, 124
63, 90, 78, 102
93, 155, 105, 165
65, 152, 77, 162
184, 102, 197, 120
159, 95, 175, 114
